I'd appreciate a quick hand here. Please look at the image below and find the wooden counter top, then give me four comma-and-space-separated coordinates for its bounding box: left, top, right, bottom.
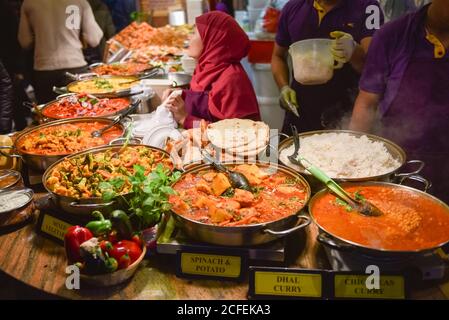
0, 200, 448, 300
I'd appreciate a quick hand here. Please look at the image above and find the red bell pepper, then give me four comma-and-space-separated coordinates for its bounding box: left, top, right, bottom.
64, 226, 93, 264
106, 240, 142, 269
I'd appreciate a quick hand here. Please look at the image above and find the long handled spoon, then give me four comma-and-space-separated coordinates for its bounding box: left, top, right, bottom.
91, 100, 140, 138
288, 125, 383, 217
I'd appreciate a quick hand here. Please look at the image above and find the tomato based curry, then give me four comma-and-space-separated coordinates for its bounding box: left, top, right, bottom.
17, 122, 123, 156
169, 164, 308, 226
311, 185, 449, 251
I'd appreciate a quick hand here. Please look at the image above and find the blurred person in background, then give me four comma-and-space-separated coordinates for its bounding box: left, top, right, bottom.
104, 0, 137, 32
86, 0, 116, 63
0, 0, 30, 131
349, 0, 449, 203
0, 60, 13, 134
18, 0, 103, 104
271, 0, 384, 135
164, 12, 261, 128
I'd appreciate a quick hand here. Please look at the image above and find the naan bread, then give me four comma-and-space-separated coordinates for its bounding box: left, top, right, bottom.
206, 119, 269, 154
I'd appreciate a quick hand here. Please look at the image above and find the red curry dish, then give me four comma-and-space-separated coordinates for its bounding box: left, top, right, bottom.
16, 121, 123, 156
91, 62, 152, 76
310, 185, 449, 252
42, 94, 130, 119
169, 164, 308, 226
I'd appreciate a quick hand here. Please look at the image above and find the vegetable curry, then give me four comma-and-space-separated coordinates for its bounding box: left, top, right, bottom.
169, 164, 307, 226
17, 122, 123, 156
311, 185, 449, 251
46, 146, 173, 199
42, 94, 130, 119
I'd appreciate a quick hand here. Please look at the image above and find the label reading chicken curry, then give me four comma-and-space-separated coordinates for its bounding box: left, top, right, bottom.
179, 252, 242, 279
253, 271, 323, 298
40, 214, 73, 242
333, 274, 405, 299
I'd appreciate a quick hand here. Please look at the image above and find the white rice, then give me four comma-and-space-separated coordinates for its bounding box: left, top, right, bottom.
279, 133, 401, 179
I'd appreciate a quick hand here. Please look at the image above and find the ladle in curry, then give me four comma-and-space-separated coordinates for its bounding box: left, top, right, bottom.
91, 100, 140, 138
288, 125, 383, 217
201, 150, 253, 192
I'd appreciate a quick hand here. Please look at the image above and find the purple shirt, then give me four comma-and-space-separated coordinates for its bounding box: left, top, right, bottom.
276, 0, 383, 47
275, 0, 384, 133
359, 5, 446, 115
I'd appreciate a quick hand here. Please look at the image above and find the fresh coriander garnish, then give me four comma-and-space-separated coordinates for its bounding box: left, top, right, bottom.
335, 198, 353, 212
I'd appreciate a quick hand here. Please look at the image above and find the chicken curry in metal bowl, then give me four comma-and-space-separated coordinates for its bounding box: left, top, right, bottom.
169, 164, 309, 227
309, 183, 449, 253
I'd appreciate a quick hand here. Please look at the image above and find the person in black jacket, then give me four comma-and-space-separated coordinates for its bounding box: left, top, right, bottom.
0, 60, 13, 134
0, 0, 30, 131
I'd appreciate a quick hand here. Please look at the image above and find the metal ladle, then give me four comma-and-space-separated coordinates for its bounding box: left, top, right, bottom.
288, 125, 383, 217
202, 150, 253, 192
91, 100, 140, 138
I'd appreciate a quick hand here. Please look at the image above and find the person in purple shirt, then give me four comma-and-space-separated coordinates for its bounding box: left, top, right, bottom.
272, 0, 384, 134
350, 0, 449, 203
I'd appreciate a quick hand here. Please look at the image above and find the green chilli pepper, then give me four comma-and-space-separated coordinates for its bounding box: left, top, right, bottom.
104, 253, 118, 273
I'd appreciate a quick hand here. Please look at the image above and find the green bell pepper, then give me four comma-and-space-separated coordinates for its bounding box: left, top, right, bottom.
86, 211, 112, 236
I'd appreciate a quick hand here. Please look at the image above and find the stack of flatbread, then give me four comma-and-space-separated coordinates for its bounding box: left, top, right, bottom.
206, 119, 270, 162
165, 119, 270, 169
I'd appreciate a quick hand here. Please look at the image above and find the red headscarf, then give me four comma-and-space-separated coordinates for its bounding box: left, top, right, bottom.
191, 11, 260, 121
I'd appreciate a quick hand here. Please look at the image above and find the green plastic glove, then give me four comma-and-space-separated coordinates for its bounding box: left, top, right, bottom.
280, 85, 299, 115
330, 31, 356, 67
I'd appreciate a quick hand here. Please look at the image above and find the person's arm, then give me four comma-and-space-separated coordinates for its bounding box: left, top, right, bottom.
271, 44, 290, 89
81, 0, 103, 47
349, 37, 372, 74
349, 90, 380, 132
104, 10, 116, 39
17, 2, 33, 49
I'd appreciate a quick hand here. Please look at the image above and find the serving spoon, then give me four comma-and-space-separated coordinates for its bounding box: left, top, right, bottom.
91, 100, 140, 138
288, 125, 383, 217
202, 150, 253, 192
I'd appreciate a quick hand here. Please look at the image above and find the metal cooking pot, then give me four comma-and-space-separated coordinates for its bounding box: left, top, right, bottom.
308, 178, 449, 258
0, 117, 125, 172
170, 162, 312, 246
36, 94, 133, 123
53, 75, 144, 98
65, 63, 161, 81
278, 130, 425, 192
42, 144, 173, 216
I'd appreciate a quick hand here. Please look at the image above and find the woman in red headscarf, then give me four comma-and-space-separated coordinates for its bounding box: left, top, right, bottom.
165, 11, 261, 129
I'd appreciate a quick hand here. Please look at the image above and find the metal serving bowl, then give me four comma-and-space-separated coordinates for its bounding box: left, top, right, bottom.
42, 144, 173, 216
0, 118, 125, 172
38, 94, 133, 123
53, 75, 141, 98
308, 180, 449, 258
170, 162, 312, 247
278, 130, 425, 192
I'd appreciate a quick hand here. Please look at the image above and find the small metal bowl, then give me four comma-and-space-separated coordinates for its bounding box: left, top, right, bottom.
0, 188, 34, 216
0, 170, 23, 191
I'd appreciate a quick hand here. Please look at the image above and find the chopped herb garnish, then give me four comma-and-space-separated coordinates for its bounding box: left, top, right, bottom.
94, 78, 113, 90
335, 198, 353, 212
222, 188, 235, 198
354, 190, 365, 202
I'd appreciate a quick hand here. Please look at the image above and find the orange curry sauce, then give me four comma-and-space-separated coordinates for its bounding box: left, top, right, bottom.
169, 165, 307, 226
312, 185, 449, 251
17, 122, 123, 156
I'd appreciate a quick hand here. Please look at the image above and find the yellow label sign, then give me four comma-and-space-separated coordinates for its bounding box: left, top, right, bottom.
334, 275, 405, 299
41, 215, 72, 241
254, 271, 322, 298
180, 253, 241, 278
